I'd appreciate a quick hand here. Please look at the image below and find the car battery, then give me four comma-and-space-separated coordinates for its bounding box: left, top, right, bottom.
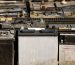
0, 30, 15, 65
18, 29, 58, 65
59, 30, 75, 65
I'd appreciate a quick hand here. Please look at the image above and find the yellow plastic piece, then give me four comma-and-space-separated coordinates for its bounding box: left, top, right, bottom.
0, 17, 6, 21
6, 17, 13, 21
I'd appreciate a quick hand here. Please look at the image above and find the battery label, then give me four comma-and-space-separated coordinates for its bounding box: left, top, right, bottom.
59, 45, 75, 61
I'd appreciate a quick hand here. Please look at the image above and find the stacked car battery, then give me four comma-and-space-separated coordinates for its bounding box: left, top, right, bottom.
0, 29, 15, 65
59, 30, 75, 65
